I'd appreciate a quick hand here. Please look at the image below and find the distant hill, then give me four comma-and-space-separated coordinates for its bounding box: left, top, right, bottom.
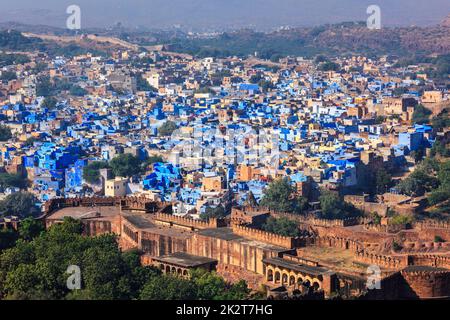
160, 23, 450, 59
441, 14, 450, 27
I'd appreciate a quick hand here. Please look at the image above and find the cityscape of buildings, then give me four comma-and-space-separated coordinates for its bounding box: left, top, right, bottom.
0, 24, 449, 301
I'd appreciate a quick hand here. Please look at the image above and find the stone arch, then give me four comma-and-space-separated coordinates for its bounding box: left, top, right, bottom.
274, 271, 281, 284
297, 275, 304, 284
165, 265, 170, 273
183, 269, 188, 277
267, 268, 274, 282
303, 276, 313, 288
281, 273, 289, 285
171, 266, 177, 273
289, 275, 296, 286
312, 280, 321, 291
177, 268, 182, 275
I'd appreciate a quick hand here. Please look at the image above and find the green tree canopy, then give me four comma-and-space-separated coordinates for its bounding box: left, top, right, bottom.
0, 192, 40, 218
0, 125, 12, 141
83, 161, 111, 184
0, 173, 27, 190
412, 104, 432, 124
200, 205, 226, 221
109, 154, 142, 177
158, 121, 177, 137
260, 178, 307, 214
318, 189, 362, 219
261, 217, 301, 237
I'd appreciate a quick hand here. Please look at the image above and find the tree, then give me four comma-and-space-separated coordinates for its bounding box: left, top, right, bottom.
0, 125, 12, 141
261, 217, 300, 237
189, 268, 249, 300
36, 76, 53, 97
0, 228, 18, 251
0, 71, 17, 81
375, 168, 393, 194
18, 218, 44, 241
158, 121, 177, 137
70, 85, 87, 96
139, 275, 197, 300
412, 104, 432, 124
41, 96, 58, 110
260, 178, 307, 214
430, 140, 450, 158
200, 205, 226, 220
0, 192, 39, 218
109, 154, 142, 177
318, 61, 340, 71
397, 167, 439, 196
318, 189, 361, 219
0, 173, 27, 189
83, 161, 111, 184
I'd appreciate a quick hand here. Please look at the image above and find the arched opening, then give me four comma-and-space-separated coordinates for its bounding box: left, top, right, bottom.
312, 281, 321, 291
282, 273, 288, 285
303, 280, 311, 288
267, 269, 274, 282
274, 271, 281, 284
177, 268, 182, 275
165, 265, 170, 273
183, 270, 188, 277
171, 267, 176, 274
289, 276, 296, 286
297, 277, 304, 285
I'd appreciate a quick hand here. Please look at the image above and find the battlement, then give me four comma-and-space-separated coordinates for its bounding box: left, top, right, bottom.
414, 220, 450, 230
154, 213, 226, 230
43, 196, 166, 215
355, 251, 407, 269
231, 223, 305, 249
263, 209, 361, 227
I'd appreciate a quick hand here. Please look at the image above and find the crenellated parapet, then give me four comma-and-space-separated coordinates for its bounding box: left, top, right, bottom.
154, 213, 226, 230
231, 223, 308, 249
414, 220, 450, 230
400, 267, 450, 299
355, 250, 407, 269
43, 196, 167, 216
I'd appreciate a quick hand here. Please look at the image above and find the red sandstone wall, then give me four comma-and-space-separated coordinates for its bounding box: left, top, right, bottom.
400, 270, 450, 299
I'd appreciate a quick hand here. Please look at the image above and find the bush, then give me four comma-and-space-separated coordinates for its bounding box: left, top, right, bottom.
158, 121, 177, 137
0, 125, 12, 141
109, 154, 142, 177
83, 161, 111, 184
261, 217, 301, 237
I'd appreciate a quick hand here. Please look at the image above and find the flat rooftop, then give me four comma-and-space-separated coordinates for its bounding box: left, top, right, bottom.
122, 213, 194, 239
46, 205, 120, 220
198, 227, 289, 252
152, 252, 217, 268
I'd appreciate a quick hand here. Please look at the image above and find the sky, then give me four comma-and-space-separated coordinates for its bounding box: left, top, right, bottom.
1, 0, 449, 31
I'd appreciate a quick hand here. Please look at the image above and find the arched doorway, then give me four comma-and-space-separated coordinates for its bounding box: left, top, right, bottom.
282, 273, 288, 285
267, 269, 274, 282
274, 271, 281, 284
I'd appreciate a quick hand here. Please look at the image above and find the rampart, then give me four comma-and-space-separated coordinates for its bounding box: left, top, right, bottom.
231, 223, 304, 249
153, 213, 226, 230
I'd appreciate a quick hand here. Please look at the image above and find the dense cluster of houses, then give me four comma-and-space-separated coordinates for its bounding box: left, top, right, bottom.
0, 48, 448, 218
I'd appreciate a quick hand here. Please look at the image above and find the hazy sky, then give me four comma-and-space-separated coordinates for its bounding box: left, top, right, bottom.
1, 0, 449, 30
